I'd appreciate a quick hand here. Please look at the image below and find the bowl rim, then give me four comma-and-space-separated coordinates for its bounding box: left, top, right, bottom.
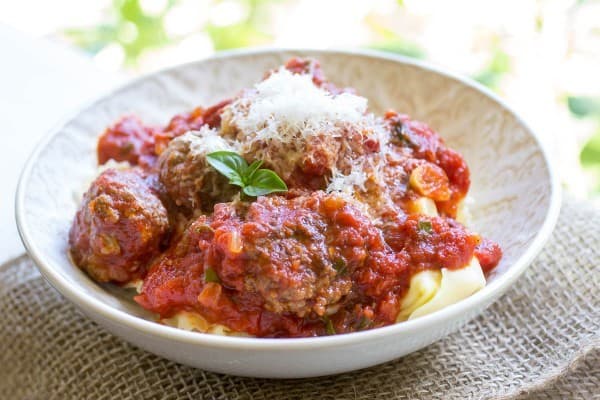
15, 47, 562, 350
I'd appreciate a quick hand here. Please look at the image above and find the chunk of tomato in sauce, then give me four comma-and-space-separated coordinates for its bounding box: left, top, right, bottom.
98, 100, 233, 168
382, 214, 479, 271
155, 100, 232, 155
97, 115, 158, 169
385, 111, 471, 217
475, 238, 503, 274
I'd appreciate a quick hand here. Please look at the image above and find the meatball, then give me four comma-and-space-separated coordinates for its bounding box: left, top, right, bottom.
282, 57, 351, 94
221, 101, 382, 191
210, 192, 388, 317
219, 66, 385, 191
157, 129, 239, 212
135, 216, 210, 316
69, 168, 169, 283
154, 100, 233, 155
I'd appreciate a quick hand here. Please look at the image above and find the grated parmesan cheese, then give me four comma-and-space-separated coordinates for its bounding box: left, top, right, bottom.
327, 167, 368, 193
223, 67, 393, 193
232, 67, 368, 141
179, 125, 238, 154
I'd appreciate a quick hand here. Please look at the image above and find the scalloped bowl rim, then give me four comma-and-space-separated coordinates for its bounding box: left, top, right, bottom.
15, 47, 561, 351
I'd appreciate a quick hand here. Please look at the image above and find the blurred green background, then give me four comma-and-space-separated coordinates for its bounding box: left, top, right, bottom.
5, 0, 600, 202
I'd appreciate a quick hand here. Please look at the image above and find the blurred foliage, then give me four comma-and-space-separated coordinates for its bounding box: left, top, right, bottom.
205, 0, 279, 50
581, 132, 600, 194
64, 0, 279, 64
206, 22, 268, 49
581, 128, 600, 167
60, 0, 600, 197
569, 96, 600, 193
65, 0, 173, 65
365, 17, 425, 58
473, 47, 511, 90
368, 37, 425, 59
568, 96, 600, 118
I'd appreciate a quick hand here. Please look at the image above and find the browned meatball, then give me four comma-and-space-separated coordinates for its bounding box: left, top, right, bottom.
69, 168, 169, 283
218, 65, 386, 192
157, 130, 238, 212
212, 192, 387, 317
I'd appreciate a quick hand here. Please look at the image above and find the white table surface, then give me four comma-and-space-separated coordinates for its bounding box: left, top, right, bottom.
1, 25, 118, 264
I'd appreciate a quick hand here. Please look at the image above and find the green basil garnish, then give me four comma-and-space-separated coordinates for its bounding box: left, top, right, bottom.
206, 151, 287, 197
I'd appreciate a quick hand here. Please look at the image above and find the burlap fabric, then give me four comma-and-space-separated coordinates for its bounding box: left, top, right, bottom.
1, 195, 598, 399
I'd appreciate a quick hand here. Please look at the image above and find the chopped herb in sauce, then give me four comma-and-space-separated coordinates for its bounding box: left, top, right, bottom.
333, 259, 347, 276
120, 142, 134, 155
357, 316, 372, 331
418, 220, 433, 234
393, 121, 414, 147
204, 267, 220, 283
323, 316, 336, 335
193, 224, 214, 235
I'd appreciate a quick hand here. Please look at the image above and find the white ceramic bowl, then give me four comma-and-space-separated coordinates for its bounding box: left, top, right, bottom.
16, 49, 560, 378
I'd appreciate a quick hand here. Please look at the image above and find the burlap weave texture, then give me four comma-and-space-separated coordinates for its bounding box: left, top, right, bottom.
1, 196, 598, 399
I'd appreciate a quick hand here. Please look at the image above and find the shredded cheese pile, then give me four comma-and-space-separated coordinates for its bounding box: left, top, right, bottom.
224, 67, 390, 195
233, 67, 368, 141
181, 126, 237, 154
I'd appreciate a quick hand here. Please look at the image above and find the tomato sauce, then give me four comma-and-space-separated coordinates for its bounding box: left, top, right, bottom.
97, 116, 159, 169
98, 100, 232, 170
385, 111, 470, 217
134, 192, 499, 337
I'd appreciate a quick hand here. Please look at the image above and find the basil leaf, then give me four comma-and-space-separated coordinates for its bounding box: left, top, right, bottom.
243, 169, 288, 197
206, 151, 248, 186
206, 151, 287, 197
228, 175, 245, 187
244, 159, 263, 181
